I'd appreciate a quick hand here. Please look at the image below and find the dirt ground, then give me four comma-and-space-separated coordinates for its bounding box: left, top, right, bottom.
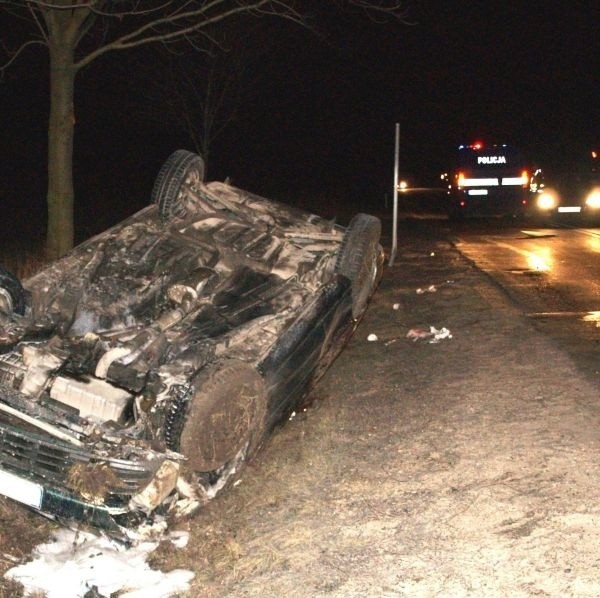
2, 220, 600, 597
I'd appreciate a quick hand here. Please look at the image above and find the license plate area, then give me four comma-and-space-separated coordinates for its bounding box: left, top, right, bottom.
0, 468, 43, 509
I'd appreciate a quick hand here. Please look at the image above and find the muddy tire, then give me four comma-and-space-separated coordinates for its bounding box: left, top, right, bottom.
151, 150, 205, 220
0, 266, 26, 316
174, 360, 267, 473
335, 214, 381, 319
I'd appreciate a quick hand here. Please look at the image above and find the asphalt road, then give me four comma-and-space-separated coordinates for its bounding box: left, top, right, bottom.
451, 224, 599, 312
448, 221, 599, 383
388, 194, 599, 384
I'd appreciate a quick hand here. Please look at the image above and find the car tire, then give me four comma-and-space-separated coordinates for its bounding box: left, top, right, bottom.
335, 213, 381, 319
171, 360, 267, 474
151, 150, 205, 220
0, 266, 26, 316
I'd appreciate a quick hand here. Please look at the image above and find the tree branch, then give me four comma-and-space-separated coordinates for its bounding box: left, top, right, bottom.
0, 39, 47, 71
13, 1, 96, 8
74, 0, 291, 70
26, 1, 50, 42
339, 0, 411, 23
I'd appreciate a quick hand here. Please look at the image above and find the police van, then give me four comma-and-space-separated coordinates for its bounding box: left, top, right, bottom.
442, 143, 531, 217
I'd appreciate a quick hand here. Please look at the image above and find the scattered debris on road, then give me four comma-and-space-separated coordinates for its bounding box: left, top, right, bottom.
415, 280, 455, 294
406, 326, 453, 343
429, 326, 452, 343
416, 284, 438, 294
406, 328, 433, 341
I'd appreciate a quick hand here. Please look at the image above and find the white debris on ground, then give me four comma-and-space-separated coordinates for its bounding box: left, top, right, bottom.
416, 284, 437, 294
4, 527, 194, 598
428, 326, 452, 343
367, 333, 379, 342
415, 280, 454, 295
392, 303, 400, 310
406, 326, 452, 343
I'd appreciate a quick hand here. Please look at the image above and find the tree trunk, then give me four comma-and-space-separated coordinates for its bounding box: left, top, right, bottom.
46, 42, 76, 260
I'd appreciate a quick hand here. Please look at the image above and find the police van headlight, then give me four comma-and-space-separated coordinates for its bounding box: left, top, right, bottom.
536, 190, 558, 210
585, 188, 600, 209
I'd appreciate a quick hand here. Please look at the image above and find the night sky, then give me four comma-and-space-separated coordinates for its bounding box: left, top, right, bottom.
0, 0, 598, 238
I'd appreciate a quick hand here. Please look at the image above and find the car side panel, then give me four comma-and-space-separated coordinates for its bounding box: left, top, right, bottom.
259, 275, 353, 428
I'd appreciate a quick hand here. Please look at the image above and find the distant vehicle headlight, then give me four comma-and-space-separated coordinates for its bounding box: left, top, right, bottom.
536, 190, 558, 210
585, 188, 600, 209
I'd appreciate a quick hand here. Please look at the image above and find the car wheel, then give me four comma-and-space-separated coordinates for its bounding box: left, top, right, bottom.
0, 266, 26, 316
168, 360, 267, 476
335, 214, 381, 319
151, 150, 205, 220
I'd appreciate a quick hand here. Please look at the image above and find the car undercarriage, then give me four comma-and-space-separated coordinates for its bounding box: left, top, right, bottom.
0, 150, 382, 536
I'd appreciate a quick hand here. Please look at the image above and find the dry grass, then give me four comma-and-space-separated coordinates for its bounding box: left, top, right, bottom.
0, 498, 55, 597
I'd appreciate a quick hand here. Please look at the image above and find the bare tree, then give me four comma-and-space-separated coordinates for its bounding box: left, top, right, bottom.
137, 28, 267, 179
163, 51, 238, 174
0, 0, 408, 259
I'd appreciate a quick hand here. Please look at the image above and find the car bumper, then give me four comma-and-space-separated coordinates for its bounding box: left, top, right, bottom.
0, 391, 177, 536
450, 189, 528, 216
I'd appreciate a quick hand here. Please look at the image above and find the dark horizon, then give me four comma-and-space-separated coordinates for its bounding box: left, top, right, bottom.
1, 0, 598, 240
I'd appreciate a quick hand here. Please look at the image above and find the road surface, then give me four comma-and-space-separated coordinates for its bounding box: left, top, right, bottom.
391, 190, 598, 381
449, 221, 599, 382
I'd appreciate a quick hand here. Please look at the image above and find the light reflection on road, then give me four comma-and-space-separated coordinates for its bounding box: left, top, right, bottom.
526, 247, 553, 272
586, 235, 600, 253
494, 241, 554, 272
451, 223, 599, 381
582, 311, 600, 327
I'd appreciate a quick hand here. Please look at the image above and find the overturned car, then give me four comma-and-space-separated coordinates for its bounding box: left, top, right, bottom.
0, 150, 382, 536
